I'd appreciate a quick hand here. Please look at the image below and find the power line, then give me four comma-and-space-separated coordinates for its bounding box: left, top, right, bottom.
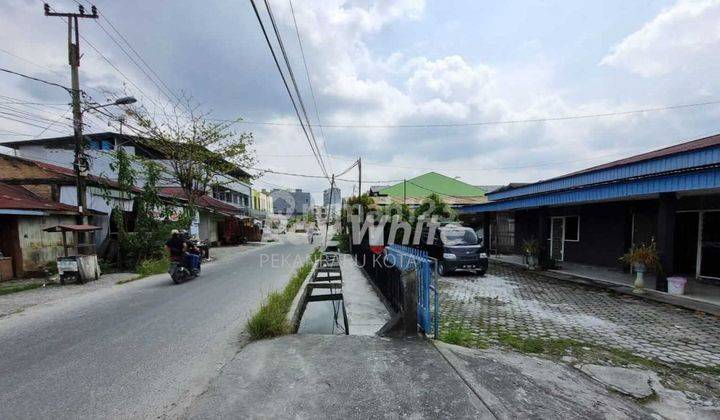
33, 108, 73, 139
92, 18, 177, 103
0, 113, 69, 134
0, 47, 68, 82
334, 159, 358, 177
262, 0, 328, 179
249, 0, 329, 182
250, 166, 400, 184
73, 0, 180, 107
288, 0, 332, 172
208, 99, 720, 129
0, 106, 72, 128
0, 67, 71, 92
252, 0, 324, 182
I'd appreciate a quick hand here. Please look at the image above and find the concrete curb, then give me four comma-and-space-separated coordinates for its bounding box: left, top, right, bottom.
491, 259, 720, 316
346, 253, 397, 316
286, 260, 319, 333
431, 341, 503, 419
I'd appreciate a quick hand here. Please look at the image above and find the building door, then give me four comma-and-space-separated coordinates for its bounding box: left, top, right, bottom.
674, 212, 699, 276
0, 215, 21, 278
700, 211, 720, 280
550, 217, 564, 261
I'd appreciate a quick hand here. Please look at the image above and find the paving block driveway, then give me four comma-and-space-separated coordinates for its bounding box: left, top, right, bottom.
439, 262, 720, 368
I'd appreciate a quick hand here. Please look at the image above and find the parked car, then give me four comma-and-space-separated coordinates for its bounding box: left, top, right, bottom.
419, 223, 488, 276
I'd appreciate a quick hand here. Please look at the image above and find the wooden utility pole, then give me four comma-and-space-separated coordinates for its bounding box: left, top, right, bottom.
323, 174, 335, 247
357, 157, 362, 197
403, 179, 406, 206
44, 3, 98, 224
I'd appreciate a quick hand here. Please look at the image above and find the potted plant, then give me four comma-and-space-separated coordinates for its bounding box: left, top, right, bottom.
620, 239, 660, 294
522, 238, 541, 270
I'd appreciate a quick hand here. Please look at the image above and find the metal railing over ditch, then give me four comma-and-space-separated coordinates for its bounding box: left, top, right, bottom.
384, 245, 439, 337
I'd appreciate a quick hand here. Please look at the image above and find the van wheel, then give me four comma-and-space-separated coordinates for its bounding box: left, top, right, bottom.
476, 269, 486, 277
438, 262, 448, 277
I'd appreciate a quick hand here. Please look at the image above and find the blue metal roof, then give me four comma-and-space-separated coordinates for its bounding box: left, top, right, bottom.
488, 146, 720, 201
460, 167, 720, 213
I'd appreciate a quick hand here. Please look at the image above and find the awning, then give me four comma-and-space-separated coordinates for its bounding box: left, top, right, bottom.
43, 224, 103, 233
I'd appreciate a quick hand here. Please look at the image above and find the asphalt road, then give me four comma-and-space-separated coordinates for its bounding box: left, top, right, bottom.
0, 239, 313, 419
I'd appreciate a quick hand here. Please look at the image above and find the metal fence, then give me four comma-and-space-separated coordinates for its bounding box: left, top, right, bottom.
385, 244, 439, 337
351, 241, 403, 313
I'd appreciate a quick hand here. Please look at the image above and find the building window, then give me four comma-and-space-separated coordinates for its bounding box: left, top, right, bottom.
89, 139, 115, 151
564, 216, 580, 241
546, 215, 580, 242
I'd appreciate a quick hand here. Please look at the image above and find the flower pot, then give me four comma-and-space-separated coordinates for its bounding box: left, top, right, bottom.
633, 262, 646, 294
527, 255, 538, 270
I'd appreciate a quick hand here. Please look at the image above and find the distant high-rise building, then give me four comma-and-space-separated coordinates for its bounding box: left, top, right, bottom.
270, 188, 313, 215
323, 187, 341, 214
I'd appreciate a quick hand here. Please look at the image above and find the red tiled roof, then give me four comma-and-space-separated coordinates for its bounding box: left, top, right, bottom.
159, 187, 240, 214
0, 183, 78, 213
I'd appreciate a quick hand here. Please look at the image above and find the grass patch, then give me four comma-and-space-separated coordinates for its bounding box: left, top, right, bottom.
0, 282, 43, 296
117, 258, 169, 284
441, 324, 486, 348
247, 248, 322, 340
496, 331, 547, 353
137, 258, 169, 277
448, 323, 720, 402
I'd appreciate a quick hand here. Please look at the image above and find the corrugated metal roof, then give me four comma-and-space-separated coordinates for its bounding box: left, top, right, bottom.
0, 153, 143, 193
1, 132, 251, 179
460, 167, 720, 213
566, 133, 720, 176
372, 194, 487, 207
488, 134, 720, 201
159, 187, 241, 215
0, 183, 78, 214
379, 172, 486, 198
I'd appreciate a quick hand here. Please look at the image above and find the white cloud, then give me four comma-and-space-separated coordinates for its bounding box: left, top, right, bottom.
250, 0, 720, 191
4, 0, 720, 197
600, 0, 720, 77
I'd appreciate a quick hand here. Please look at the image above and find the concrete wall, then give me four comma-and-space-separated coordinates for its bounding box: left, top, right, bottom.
553, 203, 631, 268
512, 201, 646, 268
60, 185, 134, 246
16, 143, 144, 185
198, 211, 221, 244
17, 215, 77, 274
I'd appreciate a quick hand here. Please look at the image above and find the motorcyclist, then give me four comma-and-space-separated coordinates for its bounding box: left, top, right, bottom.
165, 229, 186, 262
181, 230, 201, 274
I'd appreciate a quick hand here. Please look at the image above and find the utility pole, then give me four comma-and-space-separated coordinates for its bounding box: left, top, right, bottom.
324, 174, 335, 247
44, 3, 98, 224
403, 179, 406, 206
357, 157, 362, 197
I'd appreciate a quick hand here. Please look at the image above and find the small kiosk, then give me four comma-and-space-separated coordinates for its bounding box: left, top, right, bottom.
43, 224, 102, 284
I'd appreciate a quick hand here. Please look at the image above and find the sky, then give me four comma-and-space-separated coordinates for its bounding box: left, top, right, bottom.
2, 0, 720, 202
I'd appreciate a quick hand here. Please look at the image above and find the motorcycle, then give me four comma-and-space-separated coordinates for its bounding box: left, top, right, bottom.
168, 249, 201, 284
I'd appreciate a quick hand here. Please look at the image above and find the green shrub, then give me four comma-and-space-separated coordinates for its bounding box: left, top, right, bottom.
247, 248, 321, 340
136, 258, 169, 278
441, 324, 475, 347
0, 283, 43, 296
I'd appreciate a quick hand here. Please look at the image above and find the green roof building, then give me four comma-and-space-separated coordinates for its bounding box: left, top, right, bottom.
374, 172, 487, 207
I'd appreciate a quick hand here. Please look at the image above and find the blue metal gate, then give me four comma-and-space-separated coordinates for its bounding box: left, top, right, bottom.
385, 245, 439, 337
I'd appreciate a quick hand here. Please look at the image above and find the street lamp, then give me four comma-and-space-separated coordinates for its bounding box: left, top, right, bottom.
113, 96, 137, 106
73, 95, 138, 220
83, 96, 137, 113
